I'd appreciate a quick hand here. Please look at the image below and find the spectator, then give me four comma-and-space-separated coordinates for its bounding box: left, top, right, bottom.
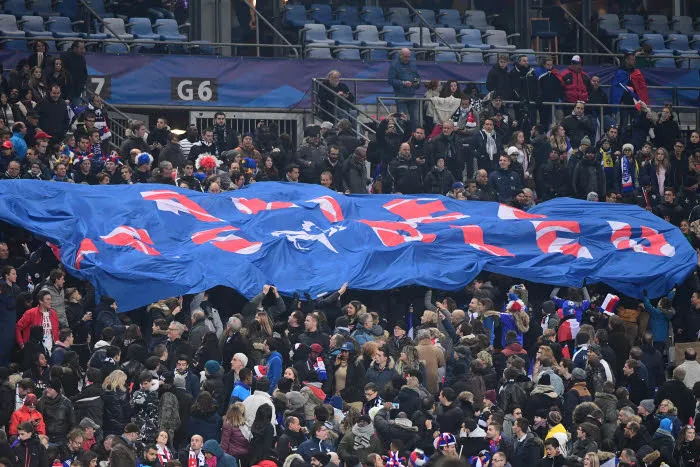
487, 55, 514, 101
561, 101, 594, 149
36, 85, 69, 142
559, 56, 591, 104
388, 49, 420, 126
489, 154, 522, 203
60, 41, 87, 105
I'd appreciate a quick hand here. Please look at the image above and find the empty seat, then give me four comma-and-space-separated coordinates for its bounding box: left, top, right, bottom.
104, 42, 128, 54
438, 9, 463, 29
47, 17, 83, 39
356, 24, 387, 47
677, 51, 700, 68
3, 0, 32, 17
623, 14, 646, 35
463, 10, 492, 32
154, 19, 186, 41
19, 16, 51, 37
667, 33, 690, 51
300, 23, 333, 44
408, 27, 438, 48
361, 7, 388, 27
615, 33, 640, 52
310, 4, 339, 27
284, 4, 307, 28
306, 45, 333, 59
598, 13, 624, 37
55, 0, 78, 20
692, 35, 700, 50
329, 25, 360, 46
366, 48, 388, 60
31, 0, 57, 17
337, 6, 361, 28
102, 18, 134, 39
642, 33, 667, 51
672, 16, 694, 35
458, 28, 490, 50
647, 15, 670, 35
0, 14, 26, 36
381, 25, 412, 47
483, 29, 516, 50
387, 8, 412, 28
336, 48, 361, 60
435, 50, 459, 62
88, 0, 111, 17
652, 51, 676, 67
128, 17, 159, 50
415, 9, 437, 28
461, 49, 484, 63
434, 27, 463, 49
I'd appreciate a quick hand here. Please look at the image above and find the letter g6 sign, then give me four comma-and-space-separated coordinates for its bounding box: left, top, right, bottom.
171, 78, 218, 102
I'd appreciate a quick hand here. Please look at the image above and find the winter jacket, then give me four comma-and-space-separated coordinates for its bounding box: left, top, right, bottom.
424, 167, 455, 195
524, 384, 561, 421
9, 405, 46, 436
365, 362, 398, 392
536, 67, 564, 102
37, 97, 70, 140
336, 424, 383, 463
277, 428, 307, 462
93, 298, 124, 341
36, 394, 75, 443
39, 283, 66, 327
387, 155, 422, 194
102, 389, 129, 435
416, 341, 446, 395
201, 440, 238, 467
509, 65, 539, 103
188, 319, 208, 350
220, 422, 250, 458
373, 408, 420, 450
559, 67, 591, 103
296, 138, 328, 182
654, 117, 681, 152
570, 438, 598, 460
650, 429, 676, 465
498, 380, 529, 414
388, 58, 420, 97
265, 351, 283, 394
436, 403, 463, 436
187, 410, 221, 442
15, 307, 59, 346
341, 154, 369, 194
296, 436, 333, 462
487, 65, 514, 100
395, 384, 429, 417
563, 382, 591, 427
655, 380, 696, 423
72, 383, 104, 428
561, 114, 594, 148
488, 167, 522, 203
12, 435, 48, 467
242, 390, 276, 430
644, 294, 675, 343
572, 156, 606, 199
427, 133, 464, 178
512, 433, 542, 467
158, 391, 180, 443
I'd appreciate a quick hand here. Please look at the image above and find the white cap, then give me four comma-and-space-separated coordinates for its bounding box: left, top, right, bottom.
507, 146, 519, 156
321, 121, 334, 130
571, 55, 582, 63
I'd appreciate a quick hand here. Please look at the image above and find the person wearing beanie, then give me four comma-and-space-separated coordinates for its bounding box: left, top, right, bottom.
37, 379, 74, 444
201, 360, 226, 412
544, 412, 568, 455
636, 399, 659, 434
524, 373, 560, 422
650, 418, 675, 465
424, 155, 456, 196
9, 394, 46, 436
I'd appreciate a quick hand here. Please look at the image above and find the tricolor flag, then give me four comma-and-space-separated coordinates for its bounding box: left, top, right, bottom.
558, 317, 580, 342
600, 293, 620, 317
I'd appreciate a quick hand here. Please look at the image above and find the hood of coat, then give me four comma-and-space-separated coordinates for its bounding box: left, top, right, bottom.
202, 440, 224, 458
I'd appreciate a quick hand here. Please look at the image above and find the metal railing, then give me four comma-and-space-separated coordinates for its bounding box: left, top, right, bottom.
77, 0, 133, 52
242, 0, 299, 58
311, 78, 377, 141
84, 88, 135, 149
400, 0, 461, 52
560, 4, 619, 66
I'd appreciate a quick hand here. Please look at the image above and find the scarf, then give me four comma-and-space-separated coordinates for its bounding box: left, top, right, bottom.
157, 445, 172, 465
600, 148, 614, 169
313, 357, 327, 382
489, 435, 501, 455
483, 131, 497, 159
621, 156, 634, 193
352, 423, 375, 450
188, 449, 205, 467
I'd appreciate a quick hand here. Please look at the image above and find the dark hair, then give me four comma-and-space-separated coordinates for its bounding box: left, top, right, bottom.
515, 418, 529, 432
255, 377, 270, 392
138, 371, 152, 385
311, 421, 326, 437
17, 421, 34, 433
250, 404, 273, 434
286, 163, 299, 174
191, 391, 217, 416
36, 290, 51, 302
544, 438, 560, 448
105, 346, 121, 359
314, 405, 329, 422
239, 368, 252, 381
440, 387, 457, 402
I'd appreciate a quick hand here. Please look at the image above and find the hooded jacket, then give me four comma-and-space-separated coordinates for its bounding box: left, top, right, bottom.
12, 435, 48, 467
202, 440, 238, 467
277, 427, 306, 462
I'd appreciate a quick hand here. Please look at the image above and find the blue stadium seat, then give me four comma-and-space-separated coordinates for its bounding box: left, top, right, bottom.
3, 0, 32, 17
127, 17, 158, 50
483, 29, 516, 50
623, 15, 646, 35
0, 14, 27, 49
104, 42, 128, 54
329, 25, 360, 46
310, 4, 339, 27
692, 35, 700, 50
676, 51, 700, 68
305, 44, 332, 59
615, 33, 640, 53
667, 33, 690, 51
336, 48, 361, 60
672, 16, 694, 35
461, 49, 484, 63
337, 6, 361, 28
154, 19, 186, 42
102, 18, 134, 40
355, 24, 387, 48
433, 28, 463, 49
463, 10, 492, 32
361, 7, 388, 27
284, 4, 307, 29
435, 50, 459, 62
647, 15, 670, 35
415, 9, 437, 28
438, 9, 463, 29
387, 8, 412, 28
642, 33, 667, 51
88, 0, 111, 18
55, 0, 78, 19
19, 16, 51, 37
366, 48, 388, 60
598, 13, 624, 37
651, 51, 676, 68
408, 27, 438, 48
380, 25, 412, 47
458, 28, 489, 50
300, 23, 333, 44
32, 0, 58, 18
47, 17, 84, 39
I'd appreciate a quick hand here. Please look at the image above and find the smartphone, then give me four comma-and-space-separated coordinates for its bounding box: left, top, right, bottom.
392, 402, 400, 409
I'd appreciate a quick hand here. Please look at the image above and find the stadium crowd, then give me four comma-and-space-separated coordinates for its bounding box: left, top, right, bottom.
0, 37, 699, 467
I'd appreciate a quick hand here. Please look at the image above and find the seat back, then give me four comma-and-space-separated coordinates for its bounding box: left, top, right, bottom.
361, 6, 387, 26
461, 50, 484, 63
438, 9, 462, 28
616, 33, 640, 52
3, 0, 31, 16
20, 16, 47, 33
48, 16, 73, 33
306, 46, 332, 59
130, 17, 155, 36
336, 48, 360, 60
667, 33, 690, 51
104, 42, 128, 54
382, 25, 406, 42
303, 23, 329, 42
530, 17, 551, 34
642, 33, 666, 50
671, 16, 694, 35
284, 4, 307, 27
464, 10, 489, 30
459, 28, 483, 46
415, 9, 437, 27
337, 6, 361, 27
103, 18, 127, 35
647, 15, 670, 34
652, 51, 676, 68
0, 14, 21, 32
434, 27, 458, 45
310, 4, 334, 26
356, 24, 379, 42
89, 0, 108, 16
55, 0, 78, 19
484, 29, 508, 46
692, 34, 700, 50
330, 24, 353, 42
435, 50, 459, 62
622, 14, 645, 34
387, 7, 411, 27
598, 13, 623, 35
32, 0, 55, 16
408, 27, 436, 46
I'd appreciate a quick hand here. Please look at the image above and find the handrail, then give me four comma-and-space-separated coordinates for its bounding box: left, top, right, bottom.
400, 0, 460, 52
241, 0, 299, 59
84, 88, 133, 123
560, 4, 619, 66
76, 0, 132, 52
312, 78, 377, 141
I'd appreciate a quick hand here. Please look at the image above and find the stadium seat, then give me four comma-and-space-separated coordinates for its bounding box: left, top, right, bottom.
623, 15, 646, 35
104, 42, 128, 54
461, 49, 484, 63
433, 27, 463, 49
692, 35, 700, 50
647, 15, 670, 35
102, 18, 134, 40
47, 17, 84, 39
387, 8, 412, 28
458, 28, 490, 50
300, 23, 333, 44
32, 0, 58, 18
438, 9, 463, 29
360, 7, 388, 27
672, 16, 694, 35
188, 41, 215, 55
435, 50, 459, 62
642, 33, 667, 51
19, 16, 51, 38
598, 13, 624, 37
408, 27, 438, 49
88, 0, 111, 18
337, 6, 361, 28
0, 14, 28, 50
55, 0, 78, 20
336, 48, 361, 60
652, 51, 676, 67
513, 48, 536, 63
415, 9, 438, 28
310, 4, 340, 27
615, 33, 640, 53
380, 25, 412, 47
284, 4, 307, 29
328, 25, 360, 46
305, 44, 333, 59
667, 33, 690, 51
676, 51, 700, 69
483, 29, 516, 51
3, 0, 32, 17
463, 10, 493, 32
127, 17, 159, 50
366, 48, 388, 60
154, 19, 187, 42
356, 24, 387, 54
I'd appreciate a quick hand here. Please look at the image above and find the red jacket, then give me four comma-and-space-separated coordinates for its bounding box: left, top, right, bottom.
15, 306, 59, 346
8, 405, 46, 435
559, 67, 591, 103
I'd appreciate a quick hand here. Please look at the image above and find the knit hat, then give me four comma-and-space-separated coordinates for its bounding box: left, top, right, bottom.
639, 399, 655, 413
587, 192, 599, 202
542, 300, 556, 314
393, 320, 407, 331
622, 143, 634, 153
24, 393, 38, 405
571, 367, 587, 382
136, 152, 153, 166
588, 344, 602, 356
310, 343, 323, 354
124, 423, 140, 434
580, 136, 592, 147
329, 395, 344, 410
547, 411, 562, 426
286, 391, 307, 410
409, 449, 429, 467
335, 316, 350, 329
539, 373, 551, 385
47, 379, 62, 392
659, 418, 672, 432
393, 416, 413, 429
452, 182, 465, 190
466, 112, 476, 128
321, 121, 334, 130
433, 433, 456, 450
204, 360, 221, 375
484, 389, 497, 404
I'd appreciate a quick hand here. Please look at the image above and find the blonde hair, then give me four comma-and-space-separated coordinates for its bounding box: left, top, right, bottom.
422, 310, 438, 325
538, 346, 554, 361
255, 311, 273, 337
102, 370, 127, 391
585, 452, 600, 467
655, 147, 671, 170
477, 350, 493, 366
223, 402, 246, 427
660, 399, 678, 415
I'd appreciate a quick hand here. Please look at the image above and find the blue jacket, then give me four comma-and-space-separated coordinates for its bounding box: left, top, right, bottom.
231, 381, 250, 402
388, 58, 420, 96
350, 327, 375, 347
488, 168, 522, 203
297, 436, 333, 461
266, 351, 282, 394
187, 411, 221, 443
202, 439, 238, 467
644, 290, 675, 343
10, 132, 27, 160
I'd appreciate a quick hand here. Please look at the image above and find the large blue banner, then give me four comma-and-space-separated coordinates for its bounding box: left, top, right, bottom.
0, 180, 695, 310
